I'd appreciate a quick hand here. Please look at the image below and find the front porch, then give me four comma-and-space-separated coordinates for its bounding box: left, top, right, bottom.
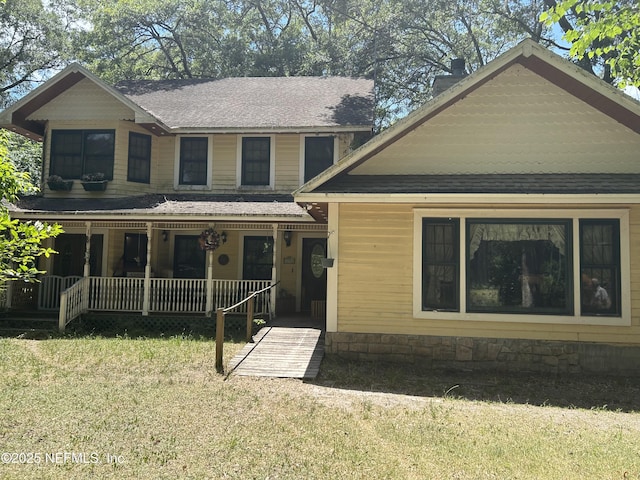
2, 276, 273, 331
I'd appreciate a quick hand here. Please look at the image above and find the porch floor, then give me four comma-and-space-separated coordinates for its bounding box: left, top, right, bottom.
228, 321, 324, 379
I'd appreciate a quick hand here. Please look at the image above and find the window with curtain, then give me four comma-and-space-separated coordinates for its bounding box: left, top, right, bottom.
127, 132, 151, 183
580, 219, 620, 316
50, 130, 115, 179
422, 218, 459, 311
467, 220, 572, 314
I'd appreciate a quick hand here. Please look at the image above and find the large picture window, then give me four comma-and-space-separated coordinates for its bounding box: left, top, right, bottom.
241, 137, 270, 186
417, 211, 626, 324
50, 130, 115, 179
179, 137, 208, 185
467, 220, 572, 315
128, 132, 151, 183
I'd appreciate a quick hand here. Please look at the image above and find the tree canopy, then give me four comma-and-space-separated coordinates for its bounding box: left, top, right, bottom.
541, 0, 640, 87
0, 131, 61, 284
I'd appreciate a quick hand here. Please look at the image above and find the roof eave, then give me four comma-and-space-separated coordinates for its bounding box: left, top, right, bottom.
0, 63, 171, 138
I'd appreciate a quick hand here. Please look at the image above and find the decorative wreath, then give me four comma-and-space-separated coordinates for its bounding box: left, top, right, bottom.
198, 228, 221, 251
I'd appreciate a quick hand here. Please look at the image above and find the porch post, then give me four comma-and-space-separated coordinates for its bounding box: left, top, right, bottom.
83, 221, 92, 277
205, 249, 214, 313
271, 223, 278, 318
142, 223, 152, 316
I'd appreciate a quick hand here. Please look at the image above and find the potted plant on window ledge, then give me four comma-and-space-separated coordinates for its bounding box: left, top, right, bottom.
81, 172, 108, 191
46, 175, 74, 191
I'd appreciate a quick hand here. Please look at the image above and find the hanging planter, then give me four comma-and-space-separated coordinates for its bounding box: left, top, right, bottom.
199, 228, 221, 251
81, 172, 108, 191
323, 230, 335, 268
46, 175, 74, 191
321, 258, 334, 268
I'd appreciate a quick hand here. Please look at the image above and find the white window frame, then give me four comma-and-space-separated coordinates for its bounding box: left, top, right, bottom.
173, 135, 213, 190
299, 134, 338, 185
236, 135, 275, 189
412, 208, 631, 326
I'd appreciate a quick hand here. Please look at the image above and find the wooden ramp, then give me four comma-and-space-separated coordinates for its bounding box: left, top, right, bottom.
228, 327, 324, 379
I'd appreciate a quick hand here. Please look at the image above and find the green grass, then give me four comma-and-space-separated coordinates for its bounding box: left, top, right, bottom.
0, 335, 639, 479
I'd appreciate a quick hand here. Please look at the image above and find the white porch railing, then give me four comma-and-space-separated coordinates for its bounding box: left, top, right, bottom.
215, 279, 271, 314
88, 277, 145, 312
149, 278, 207, 313
59, 277, 89, 332
55, 276, 273, 331
39, 275, 82, 310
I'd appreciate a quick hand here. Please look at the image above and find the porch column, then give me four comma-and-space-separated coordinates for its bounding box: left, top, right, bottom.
83, 222, 92, 277
205, 249, 214, 314
142, 223, 152, 316
271, 223, 278, 318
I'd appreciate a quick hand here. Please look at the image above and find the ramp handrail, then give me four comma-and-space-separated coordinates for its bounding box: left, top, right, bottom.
215, 281, 279, 373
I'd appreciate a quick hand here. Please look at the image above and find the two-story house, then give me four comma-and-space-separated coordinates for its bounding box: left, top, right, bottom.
0, 64, 374, 329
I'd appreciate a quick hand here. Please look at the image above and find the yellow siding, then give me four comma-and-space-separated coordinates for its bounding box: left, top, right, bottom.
44, 120, 158, 198
275, 134, 300, 192
43, 129, 355, 198
211, 135, 237, 192
336, 203, 640, 345
29, 78, 134, 122
353, 64, 640, 175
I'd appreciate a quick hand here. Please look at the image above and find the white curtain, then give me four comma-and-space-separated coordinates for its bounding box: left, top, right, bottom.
468, 223, 566, 259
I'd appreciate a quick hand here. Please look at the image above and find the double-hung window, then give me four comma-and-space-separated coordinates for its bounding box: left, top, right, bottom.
50, 130, 115, 179
304, 136, 335, 183
416, 210, 627, 324
241, 137, 271, 186
179, 137, 208, 185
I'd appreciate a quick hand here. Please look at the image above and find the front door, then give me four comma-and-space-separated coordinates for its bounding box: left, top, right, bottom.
301, 238, 327, 312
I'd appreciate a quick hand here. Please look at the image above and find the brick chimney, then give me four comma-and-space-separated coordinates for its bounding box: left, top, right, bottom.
432, 58, 467, 97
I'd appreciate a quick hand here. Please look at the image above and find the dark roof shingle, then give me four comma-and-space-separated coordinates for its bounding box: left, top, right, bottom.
115, 77, 374, 130
314, 174, 640, 194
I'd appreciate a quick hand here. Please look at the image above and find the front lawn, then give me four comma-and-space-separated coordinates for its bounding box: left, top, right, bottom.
0, 335, 639, 479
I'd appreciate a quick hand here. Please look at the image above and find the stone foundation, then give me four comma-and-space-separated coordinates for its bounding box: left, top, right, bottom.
325, 332, 640, 376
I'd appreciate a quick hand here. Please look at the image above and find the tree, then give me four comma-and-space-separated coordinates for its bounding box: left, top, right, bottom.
72, 0, 555, 128
0, 0, 76, 106
0, 131, 62, 286
541, 1, 640, 87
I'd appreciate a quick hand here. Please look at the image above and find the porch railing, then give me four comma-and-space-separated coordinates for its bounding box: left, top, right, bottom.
59, 277, 89, 332
54, 276, 273, 331
39, 275, 82, 310
88, 277, 145, 312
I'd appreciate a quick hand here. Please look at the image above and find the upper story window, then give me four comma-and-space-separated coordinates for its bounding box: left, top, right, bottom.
241, 137, 271, 186
50, 130, 115, 179
304, 136, 335, 183
179, 137, 208, 185
128, 132, 151, 184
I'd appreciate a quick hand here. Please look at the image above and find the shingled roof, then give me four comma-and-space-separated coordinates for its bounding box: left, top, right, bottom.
115, 76, 375, 131
11, 194, 312, 221
313, 174, 640, 194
